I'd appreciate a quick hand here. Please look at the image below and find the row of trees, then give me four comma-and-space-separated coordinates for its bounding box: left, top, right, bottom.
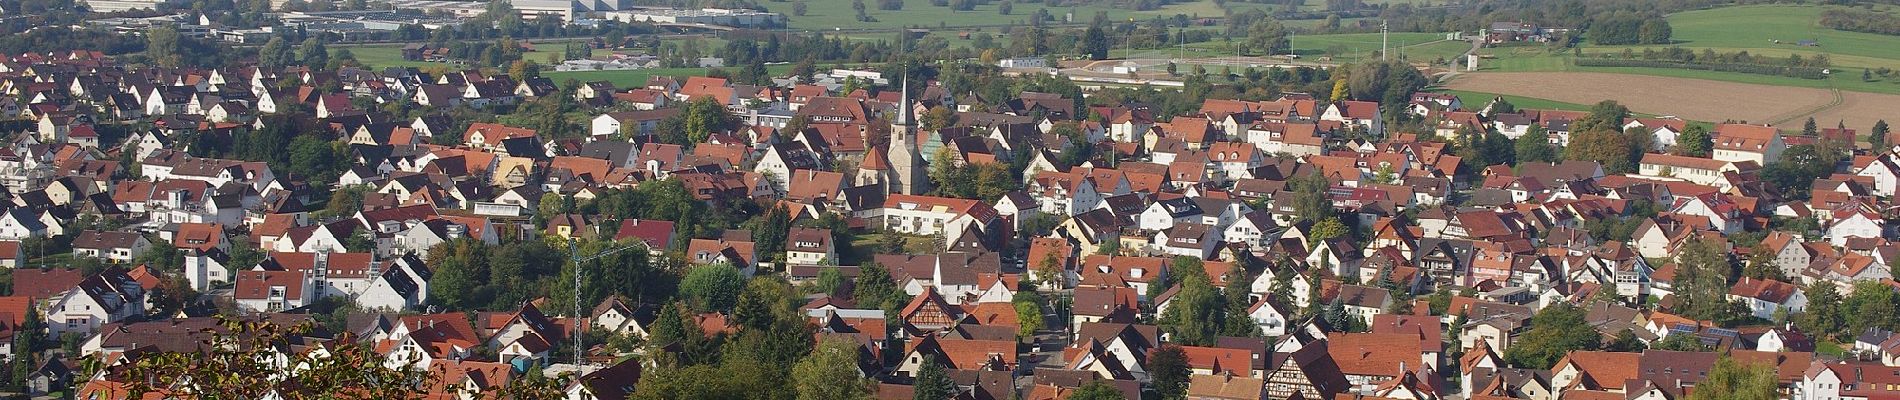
1587, 14, 1674, 45
1820, 8, 1900, 36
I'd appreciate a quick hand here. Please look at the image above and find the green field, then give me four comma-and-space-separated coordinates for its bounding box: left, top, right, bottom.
544, 65, 797, 87
343, 44, 559, 70
1436, 89, 1592, 112
1477, 4, 1900, 94
1581, 5, 1900, 66
1112, 31, 1467, 63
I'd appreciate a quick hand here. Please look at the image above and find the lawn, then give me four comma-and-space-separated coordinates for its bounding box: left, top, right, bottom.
544, 65, 797, 87
1435, 89, 1593, 112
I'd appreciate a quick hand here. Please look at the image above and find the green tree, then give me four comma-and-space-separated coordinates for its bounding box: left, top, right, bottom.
258, 36, 294, 69
1799, 281, 1845, 340
854, 262, 904, 310
1247, 19, 1290, 56
1674, 125, 1713, 157
1081, 23, 1110, 60
115, 317, 444, 399
1566, 128, 1638, 174
1673, 237, 1732, 321
1069, 381, 1127, 400
1686, 357, 1779, 400
794, 337, 871, 400
1504, 303, 1600, 369
815, 267, 846, 295
1285, 172, 1334, 222
1605, 329, 1648, 352
681, 263, 747, 312
1015, 300, 1044, 338
678, 97, 732, 145
298, 37, 329, 69
1573, 100, 1630, 134
1514, 131, 1560, 163
1804, 117, 1819, 137
1148, 345, 1190, 399
1638, 19, 1673, 44
1845, 280, 1900, 334
146, 27, 184, 67
1310, 218, 1348, 243
1874, 120, 1890, 151
913, 356, 956, 400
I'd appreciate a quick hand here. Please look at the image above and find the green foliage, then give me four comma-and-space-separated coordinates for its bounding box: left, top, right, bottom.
1605, 329, 1648, 352
1081, 24, 1110, 60
681, 264, 748, 313
1285, 171, 1335, 223
1310, 218, 1349, 243
913, 356, 956, 400
1016, 300, 1044, 338
1068, 381, 1127, 400
1147, 345, 1189, 399
1845, 280, 1900, 335
1762, 142, 1849, 200
794, 337, 871, 400
114, 317, 444, 399
1514, 131, 1561, 164
1798, 281, 1845, 341
1653, 333, 1711, 351
853, 262, 905, 312
1344, 61, 1428, 111
815, 267, 846, 295
1672, 237, 1733, 321
1674, 125, 1713, 157
1686, 357, 1779, 400
1504, 303, 1600, 369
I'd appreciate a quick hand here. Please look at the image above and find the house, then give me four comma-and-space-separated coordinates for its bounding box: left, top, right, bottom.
1712, 123, 1786, 165
784, 227, 836, 265
1321, 100, 1384, 136
70, 231, 150, 263
883, 194, 1001, 238
1727, 277, 1805, 320
44, 269, 147, 335
1186, 373, 1267, 400
1635, 154, 1758, 189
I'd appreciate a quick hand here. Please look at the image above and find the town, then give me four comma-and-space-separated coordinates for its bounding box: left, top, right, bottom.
2, 0, 1900, 398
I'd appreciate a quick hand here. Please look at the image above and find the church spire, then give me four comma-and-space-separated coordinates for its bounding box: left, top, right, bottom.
894, 72, 913, 127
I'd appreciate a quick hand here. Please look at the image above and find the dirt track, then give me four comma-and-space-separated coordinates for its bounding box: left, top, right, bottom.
1443, 72, 1900, 130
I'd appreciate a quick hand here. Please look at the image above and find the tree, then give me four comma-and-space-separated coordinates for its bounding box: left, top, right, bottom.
1148, 345, 1190, 399
1638, 19, 1674, 45
816, 267, 846, 295
259, 36, 295, 69
1310, 218, 1348, 243
1066, 381, 1126, 399
792, 1, 807, 15
1605, 328, 1648, 352
1015, 300, 1044, 338
1566, 128, 1638, 174
1845, 280, 1900, 335
1874, 120, 1891, 151
676, 97, 732, 145
1514, 132, 1560, 164
1081, 23, 1110, 60
681, 263, 747, 312
1673, 237, 1732, 321
1674, 125, 1713, 157
1504, 303, 1600, 369
854, 262, 904, 310
115, 317, 443, 399
1247, 19, 1290, 56
648, 302, 692, 347
1687, 357, 1779, 400
1285, 172, 1334, 222
1799, 280, 1845, 340
794, 337, 871, 400
913, 356, 956, 400
922, 106, 957, 131
298, 37, 329, 69
997, 1, 1011, 14
146, 27, 185, 67
1574, 100, 1631, 134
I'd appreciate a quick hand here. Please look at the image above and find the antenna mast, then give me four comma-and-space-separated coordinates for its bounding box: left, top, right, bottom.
1381, 19, 1389, 61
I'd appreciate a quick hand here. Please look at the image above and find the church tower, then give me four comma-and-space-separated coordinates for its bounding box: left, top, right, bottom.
886, 74, 928, 195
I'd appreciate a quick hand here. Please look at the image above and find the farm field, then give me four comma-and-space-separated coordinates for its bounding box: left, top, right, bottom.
544, 64, 796, 87
1476, 4, 1900, 95
1442, 72, 1900, 130
1115, 31, 1465, 63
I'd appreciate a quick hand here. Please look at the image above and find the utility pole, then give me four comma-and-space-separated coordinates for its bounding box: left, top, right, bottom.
1381, 19, 1389, 61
